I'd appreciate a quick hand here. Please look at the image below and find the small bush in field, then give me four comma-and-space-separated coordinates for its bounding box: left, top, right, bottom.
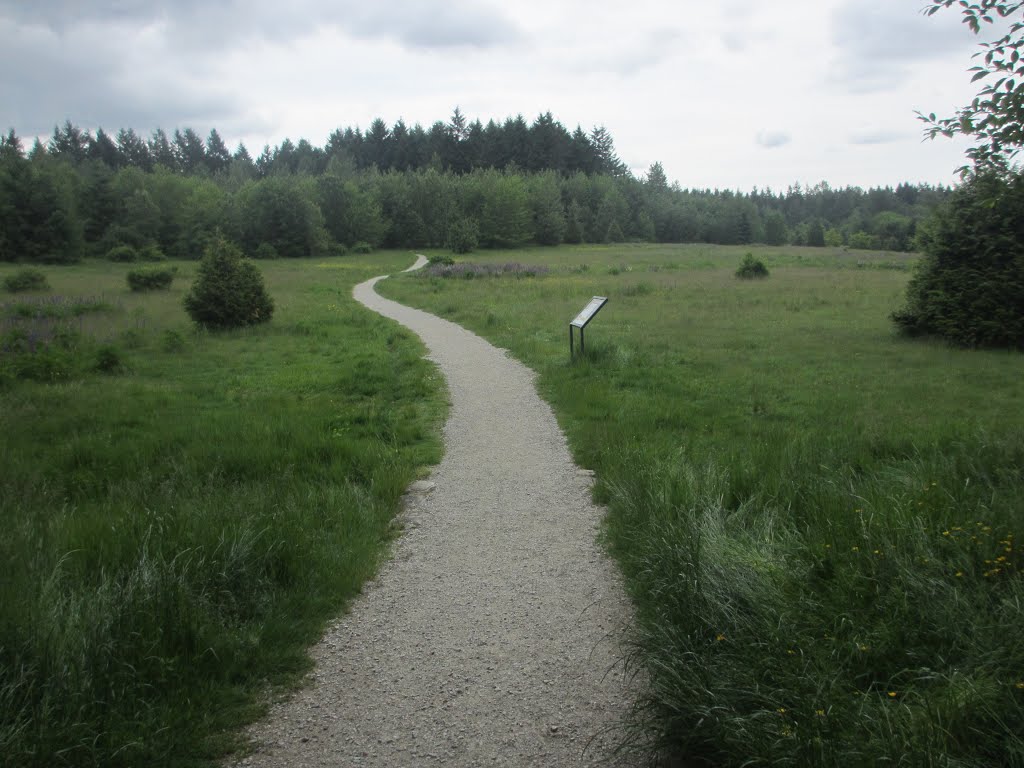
139, 244, 166, 262
107, 245, 138, 263
127, 267, 175, 292
352, 241, 373, 254
736, 253, 769, 279
184, 236, 274, 330
4, 269, 49, 293
94, 345, 123, 373
428, 255, 455, 267
162, 329, 185, 352
254, 242, 278, 260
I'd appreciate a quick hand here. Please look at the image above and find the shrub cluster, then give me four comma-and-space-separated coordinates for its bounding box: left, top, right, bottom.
735, 253, 769, 279
106, 244, 138, 262
3, 268, 49, 293
126, 267, 175, 292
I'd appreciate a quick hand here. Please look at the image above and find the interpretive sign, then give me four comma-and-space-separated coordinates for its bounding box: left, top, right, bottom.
571, 296, 608, 329
569, 296, 608, 357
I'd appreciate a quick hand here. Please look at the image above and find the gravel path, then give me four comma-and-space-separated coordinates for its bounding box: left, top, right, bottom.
232, 255, 637, 767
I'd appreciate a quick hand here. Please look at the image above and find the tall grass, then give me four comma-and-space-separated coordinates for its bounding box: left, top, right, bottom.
381, 243, 1024, 766
0, 255, 445, 767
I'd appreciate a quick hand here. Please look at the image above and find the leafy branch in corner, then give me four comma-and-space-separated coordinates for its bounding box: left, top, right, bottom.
918, 1, 1024, 174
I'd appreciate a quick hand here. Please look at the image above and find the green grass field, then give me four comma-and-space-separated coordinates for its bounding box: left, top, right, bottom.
380, 243, 1024, 766
0, 254, 446, 767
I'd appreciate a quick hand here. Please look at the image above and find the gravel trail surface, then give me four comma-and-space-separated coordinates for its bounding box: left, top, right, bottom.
233, 255, 636, 767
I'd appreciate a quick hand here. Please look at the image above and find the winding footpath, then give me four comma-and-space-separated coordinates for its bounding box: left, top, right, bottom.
233, 255, 636, 767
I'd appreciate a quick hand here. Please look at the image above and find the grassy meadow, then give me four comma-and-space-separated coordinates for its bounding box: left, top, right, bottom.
380, 244, 1024, 766
0, 254, 445, 766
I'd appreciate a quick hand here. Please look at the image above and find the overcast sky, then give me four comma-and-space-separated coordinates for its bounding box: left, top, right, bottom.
0, 0, 990, 190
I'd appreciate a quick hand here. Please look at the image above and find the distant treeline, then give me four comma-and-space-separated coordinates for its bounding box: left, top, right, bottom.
0, 111, 951, 263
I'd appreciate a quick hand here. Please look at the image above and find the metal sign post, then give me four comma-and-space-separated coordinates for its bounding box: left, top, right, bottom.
569, 296, 608, 358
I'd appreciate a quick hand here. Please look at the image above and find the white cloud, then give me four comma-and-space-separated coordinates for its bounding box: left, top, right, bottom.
0, 0, 995, 189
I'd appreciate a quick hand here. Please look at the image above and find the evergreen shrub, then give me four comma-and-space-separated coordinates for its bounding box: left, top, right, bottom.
184, 236, 274, 330
892, 171, 1024, 349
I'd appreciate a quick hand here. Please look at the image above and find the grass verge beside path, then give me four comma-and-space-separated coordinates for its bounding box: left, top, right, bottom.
380, 243, 1024, 766
0, 253, 445, 767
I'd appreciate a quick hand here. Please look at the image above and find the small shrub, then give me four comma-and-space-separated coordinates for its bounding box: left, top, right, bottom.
447, 218, 479, 254
139, 244, 166, 262
428, 255, 455, 267
328, 242, 348, 258
184, 236, 274, 330
94, 345, 123, 373
126, 267, 175, 292
4, 269, 49, 293
352, 241, 373, 254
736, 253, 769, 279
162, 329, 186, 352
254, 242, 279, 260
107, 245, 139, 263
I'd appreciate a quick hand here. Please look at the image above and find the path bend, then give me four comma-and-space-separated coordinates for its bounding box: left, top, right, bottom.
234, 255, 636, 767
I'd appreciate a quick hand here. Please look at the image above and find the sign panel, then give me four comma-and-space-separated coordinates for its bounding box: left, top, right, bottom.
570, 296, 608, 328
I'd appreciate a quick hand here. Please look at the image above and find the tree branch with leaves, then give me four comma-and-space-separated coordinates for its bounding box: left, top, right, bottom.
919, 1, 1024, 173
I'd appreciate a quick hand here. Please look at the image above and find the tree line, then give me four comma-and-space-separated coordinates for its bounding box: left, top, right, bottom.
1, 111, 951, 265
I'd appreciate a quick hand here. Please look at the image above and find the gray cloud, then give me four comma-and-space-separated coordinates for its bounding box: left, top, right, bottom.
828, 0, 975, 93
0, 16, 250, 137
756, 130, 791, 149
0, 0, 521, 49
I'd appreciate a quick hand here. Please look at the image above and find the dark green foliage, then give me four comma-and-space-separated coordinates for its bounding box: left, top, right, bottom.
893, 171, 1024, 348
94, 344, 123, 372
446, 218, 479, 254
235, 176, 328, 259
605, 219, 625, 243
161, 329, 185, 352
807, 219, 826, 247
107, 244, 138, 262
254, 242, 279, 260
2, 112, 953, 268
352, 241, 373, 254
183, 237, 274, 330
126, 267, 175, 292
140, 243, 166, 261
735, 253, 769, 279
4, 268, 49, 292
428, 254, 455, 266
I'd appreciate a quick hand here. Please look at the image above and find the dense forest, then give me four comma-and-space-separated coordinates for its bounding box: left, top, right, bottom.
0, 110, 951, 264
